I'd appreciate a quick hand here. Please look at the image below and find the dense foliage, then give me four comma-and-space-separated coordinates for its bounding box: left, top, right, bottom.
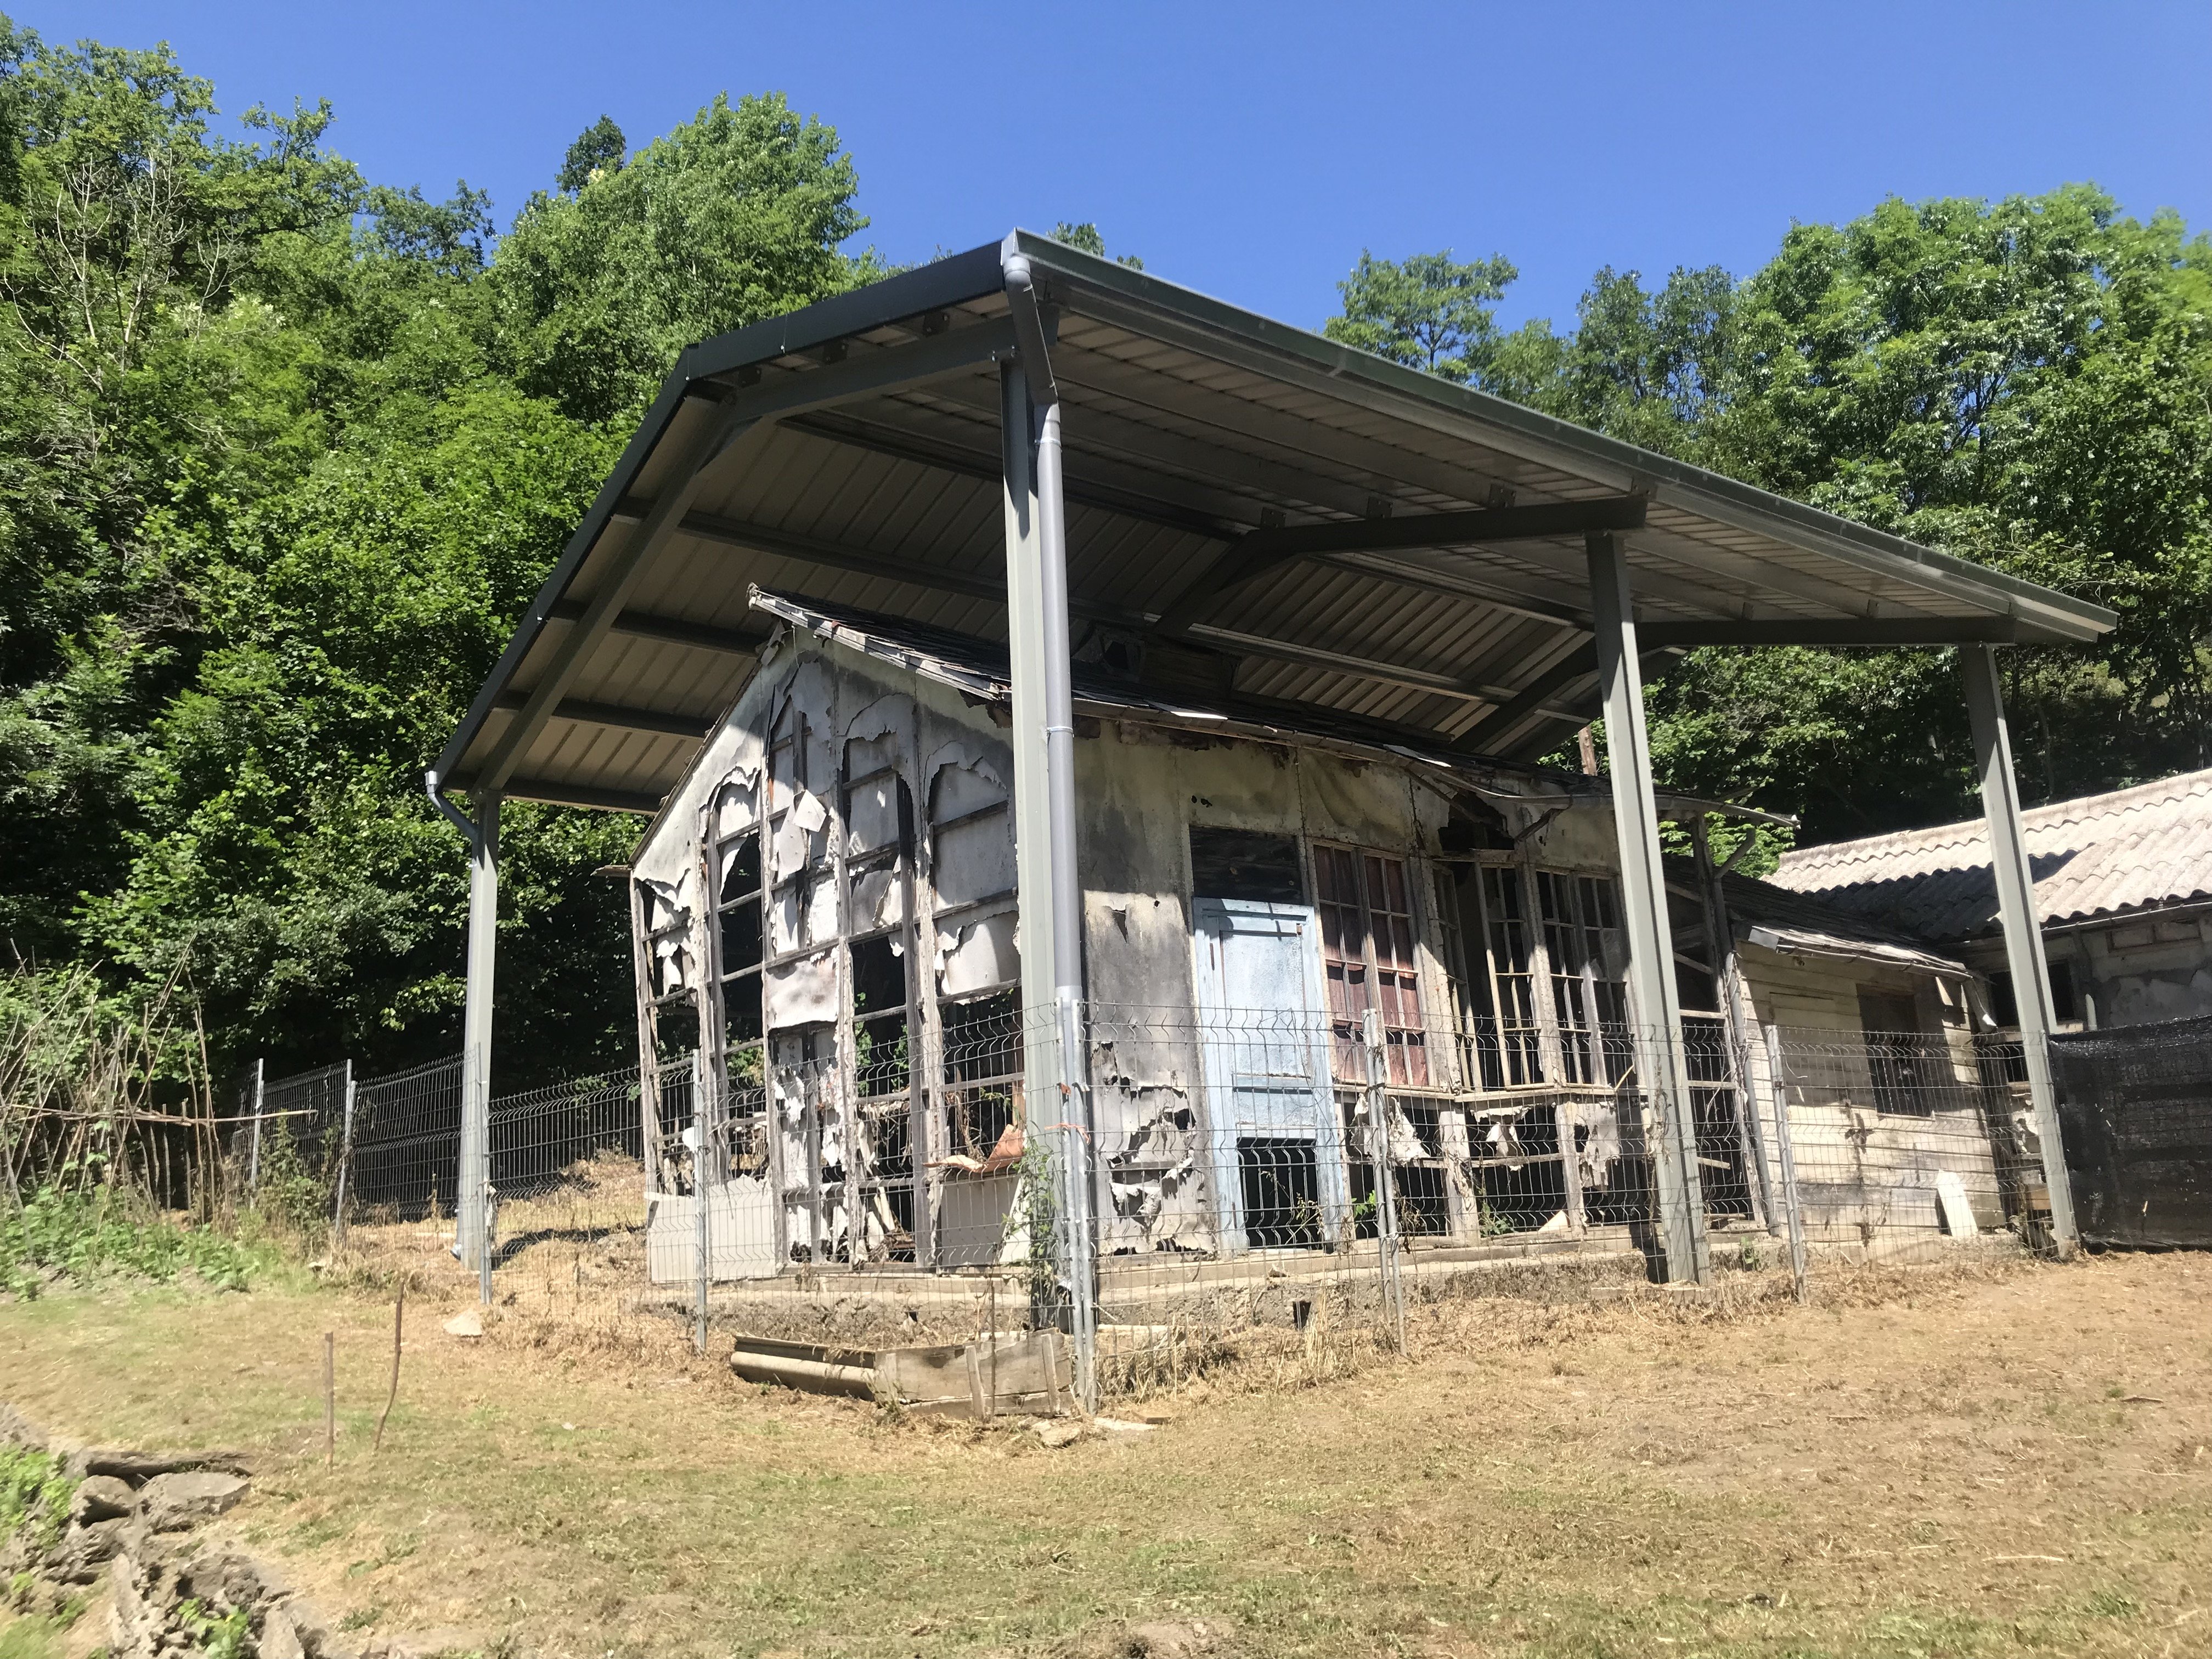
0, 20, 874, 1082
2, 16, 2203, 1086
1334, 199, 2212, 838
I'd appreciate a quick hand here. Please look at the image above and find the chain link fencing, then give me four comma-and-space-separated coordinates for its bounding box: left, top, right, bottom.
243, 1003, 2075, 1402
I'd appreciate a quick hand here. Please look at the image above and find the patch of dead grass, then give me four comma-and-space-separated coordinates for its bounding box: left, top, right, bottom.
4, 1245, 2210, 1657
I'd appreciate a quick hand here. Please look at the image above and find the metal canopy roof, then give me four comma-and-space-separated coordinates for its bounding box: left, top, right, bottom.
437, 231, 2116, 815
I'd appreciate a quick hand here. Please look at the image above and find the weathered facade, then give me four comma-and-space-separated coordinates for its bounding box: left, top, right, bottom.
628, 594, 2011, 1280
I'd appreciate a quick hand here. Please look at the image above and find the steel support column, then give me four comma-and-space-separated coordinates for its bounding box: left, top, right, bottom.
454, 791, 500, 1291
1003, 244, 1098, 1407
1587, 531, 1711, 1284
1961, 645, 2080, 1256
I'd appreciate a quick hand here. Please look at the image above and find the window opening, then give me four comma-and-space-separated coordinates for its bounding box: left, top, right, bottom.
1480, 865, 1544, 1086
1859, 988, 1934, 1116
1190, 828, 1305, 902
1536, 871, 1630, 1086
1313, 845, 1430, 1088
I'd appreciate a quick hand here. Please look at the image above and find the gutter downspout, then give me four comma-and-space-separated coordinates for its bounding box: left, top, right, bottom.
1002, 247, 1097, 1410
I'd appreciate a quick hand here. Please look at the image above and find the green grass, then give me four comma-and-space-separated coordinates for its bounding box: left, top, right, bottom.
0, 1446, 75, 1559
0, 1185, 269, 1299
0, 1611, 75, 1659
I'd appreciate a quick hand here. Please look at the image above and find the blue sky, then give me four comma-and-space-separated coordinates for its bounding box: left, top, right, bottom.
24, 1, 2212, 332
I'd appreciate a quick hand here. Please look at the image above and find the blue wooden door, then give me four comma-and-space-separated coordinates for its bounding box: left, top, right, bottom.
1191, 897, 1348, 1252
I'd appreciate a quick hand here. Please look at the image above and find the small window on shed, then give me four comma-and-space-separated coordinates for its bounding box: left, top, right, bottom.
1189, 828, 1305, 903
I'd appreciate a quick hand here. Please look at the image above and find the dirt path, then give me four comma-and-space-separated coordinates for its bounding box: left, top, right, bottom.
4, 1252, 2209, 1657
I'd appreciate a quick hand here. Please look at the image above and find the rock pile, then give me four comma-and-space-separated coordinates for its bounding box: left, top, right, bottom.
1, 1404, 478, 1659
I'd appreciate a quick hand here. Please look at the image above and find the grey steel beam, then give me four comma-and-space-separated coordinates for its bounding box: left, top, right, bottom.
550, 599, 772, 656
789, 406, 1244, 541
1156, 498, 1647, 637
1320, 549, 1590, 628
1451, 644, 1599, 754
625, 499, 1008, 604
476, 407, 766, 793
917, 372, 1377, 521
1183, 623, 1585, 717
701, 314, 1018, 426
631, 500, 1154, 630
494, 690, 712, 741
1962, 646, 2079, 1257
1589, 528, 1710, 1285
502, 776, 666, 814
1639, 617, 2033, 648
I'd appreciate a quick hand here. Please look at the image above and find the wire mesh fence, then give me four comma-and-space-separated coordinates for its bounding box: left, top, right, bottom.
247, 1003, 2070, 1402
2052, 1013, 2212, 1249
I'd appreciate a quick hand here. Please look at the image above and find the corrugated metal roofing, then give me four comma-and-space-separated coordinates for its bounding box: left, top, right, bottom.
713, 591, 1945, 968
436, 232, 2115, 816
1768, 768, 2212, 941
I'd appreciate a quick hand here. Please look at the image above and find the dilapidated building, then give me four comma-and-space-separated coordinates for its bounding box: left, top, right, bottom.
429, 233, 2113, 1388
624, 591, 2019, 1283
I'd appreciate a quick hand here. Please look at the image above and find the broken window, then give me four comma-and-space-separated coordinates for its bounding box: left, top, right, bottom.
1537, 871, 1630, 1085
929, 748, 1019, 1174
1313, 844, 1430, 1088
941, 989, 1022, 1166
1189, 828, 1304, 902
1478, 865, 1543, 1086
845, 717, 919, 1262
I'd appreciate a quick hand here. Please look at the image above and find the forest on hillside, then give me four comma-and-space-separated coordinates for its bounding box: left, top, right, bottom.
1, 18, 2207, 1086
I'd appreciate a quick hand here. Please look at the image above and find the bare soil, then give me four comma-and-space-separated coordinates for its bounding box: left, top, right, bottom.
3, 1248, 2210, 1658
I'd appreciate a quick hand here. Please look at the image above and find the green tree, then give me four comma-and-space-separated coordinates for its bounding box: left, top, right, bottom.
556, 115, 624, 195
1324, 249, 1519, 386
490, 91, 873, 426
1049, 220, 1143, 269
0, 21, 882, 1081
1655, 189, 2212, 834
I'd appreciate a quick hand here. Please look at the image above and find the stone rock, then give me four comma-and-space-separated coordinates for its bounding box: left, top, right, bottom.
442, 1309, 483, 1339
71, 1474, 136, 1522
138, 1470, 249, 1531
261, 1602, 309, 1659
1034, 1419, 1085, 1449
47, 1516, 126, 1581
76, 1447, 251, 1481
0, 1403, 50, 1450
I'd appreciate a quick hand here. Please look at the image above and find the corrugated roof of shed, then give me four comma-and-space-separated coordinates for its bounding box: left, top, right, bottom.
1768, 769, 2212, 941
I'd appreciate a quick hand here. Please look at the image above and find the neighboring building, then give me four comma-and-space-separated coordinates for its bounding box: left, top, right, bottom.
626, 591, 2011, 1280
1770, 770, 2212, 1034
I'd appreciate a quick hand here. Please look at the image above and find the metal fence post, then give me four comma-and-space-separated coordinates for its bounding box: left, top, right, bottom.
331, 1062, 357, 1243
692, 1049, 709, 1356
247, 1058, 266, 1195
1763, 1025, 1810, 1304
1363, 1008, 1407, 1352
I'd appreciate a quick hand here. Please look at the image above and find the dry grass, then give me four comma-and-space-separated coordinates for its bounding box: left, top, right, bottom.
4, 1248, 2212, 1658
